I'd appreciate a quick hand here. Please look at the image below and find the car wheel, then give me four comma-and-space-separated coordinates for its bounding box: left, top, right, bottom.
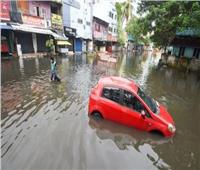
92, 112, 103, 121
150, 130, 164, 137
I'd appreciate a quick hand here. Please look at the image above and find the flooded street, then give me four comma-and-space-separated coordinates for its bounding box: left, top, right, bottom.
1, 52, 200, 170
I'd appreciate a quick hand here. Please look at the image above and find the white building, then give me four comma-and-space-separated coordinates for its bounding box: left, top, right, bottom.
92, 0, 118, 52
63, 0, 93, 52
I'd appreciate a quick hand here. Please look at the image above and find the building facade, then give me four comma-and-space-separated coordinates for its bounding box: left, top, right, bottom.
0, 0, 67, 58
170, 30, 200, 59
62, 0, 92, 53
92, 0, 118, 52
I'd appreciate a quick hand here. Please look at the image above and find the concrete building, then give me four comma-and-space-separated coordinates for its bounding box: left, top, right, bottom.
92, 0, 118, 52
0, 0, 67, 58
170, 30, 200, 59
62, 0, 93, 53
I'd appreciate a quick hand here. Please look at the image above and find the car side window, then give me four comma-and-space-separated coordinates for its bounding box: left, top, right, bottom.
102, 87, 121, 104
122, 90, 144, 113
122, 90, 151, 118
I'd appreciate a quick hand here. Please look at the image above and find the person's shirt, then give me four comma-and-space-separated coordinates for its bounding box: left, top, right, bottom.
51, 61, 56, 73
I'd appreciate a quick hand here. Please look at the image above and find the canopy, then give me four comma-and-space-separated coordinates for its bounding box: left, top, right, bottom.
57, 40, 71, 45
10, 24, 69, 41
0, 23, 13, 30
51, 31, 68, 41
11, 24, 53, 35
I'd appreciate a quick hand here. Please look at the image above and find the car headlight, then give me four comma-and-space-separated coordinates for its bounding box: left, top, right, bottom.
168, 123, 176, 133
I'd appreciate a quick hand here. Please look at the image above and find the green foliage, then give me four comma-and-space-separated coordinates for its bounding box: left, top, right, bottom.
46, 39, 54, 52
115, 0, 132, 46
126, 17, 150, 44
127, 1, 200, 49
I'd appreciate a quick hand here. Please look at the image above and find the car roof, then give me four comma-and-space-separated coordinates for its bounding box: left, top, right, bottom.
98, 76, 138, 93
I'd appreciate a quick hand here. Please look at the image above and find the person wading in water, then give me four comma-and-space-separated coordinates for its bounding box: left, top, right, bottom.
50, 57, 61, 82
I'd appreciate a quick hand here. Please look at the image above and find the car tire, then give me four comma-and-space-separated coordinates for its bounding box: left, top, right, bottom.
92, 112, 103, 121
150, 130, 164, 137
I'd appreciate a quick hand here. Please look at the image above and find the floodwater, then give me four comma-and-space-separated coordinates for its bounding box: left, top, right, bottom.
1, 52, 200, 170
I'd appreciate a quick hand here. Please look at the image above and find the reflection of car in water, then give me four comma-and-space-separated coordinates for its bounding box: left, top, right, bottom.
88, 76, 176, 137
89, 116, 171, 169
88, 116, 170, 150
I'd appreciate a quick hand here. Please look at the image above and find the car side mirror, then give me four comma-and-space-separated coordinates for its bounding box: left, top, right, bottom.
141, 110, 145, 119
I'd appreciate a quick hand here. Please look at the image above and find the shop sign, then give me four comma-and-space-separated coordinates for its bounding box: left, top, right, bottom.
64, 26, 76, 36
51, 14, 63, 30
0, 0, 10, 21
22, 14, 46, 28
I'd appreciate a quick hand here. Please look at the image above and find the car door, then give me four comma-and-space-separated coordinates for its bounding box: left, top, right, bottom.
100, 86, 123, 123
121, 89, 150, 130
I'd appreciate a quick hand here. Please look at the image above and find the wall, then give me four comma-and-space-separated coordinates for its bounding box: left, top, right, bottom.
93, 18, 108, 41
62, 0, 92, 40
29, 1, 51, 28
92, 0, 117, 41
17, 0, 29, 14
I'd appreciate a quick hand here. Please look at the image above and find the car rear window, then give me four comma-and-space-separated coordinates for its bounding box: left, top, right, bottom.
102, 87, 120, 104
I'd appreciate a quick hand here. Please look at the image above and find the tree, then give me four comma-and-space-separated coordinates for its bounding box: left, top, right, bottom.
115, 0, 132, 46
126, 17, 150, 45
127, 1, 200, 50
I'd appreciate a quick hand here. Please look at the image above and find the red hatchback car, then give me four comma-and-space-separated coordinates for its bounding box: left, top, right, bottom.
88, 76, 176, 137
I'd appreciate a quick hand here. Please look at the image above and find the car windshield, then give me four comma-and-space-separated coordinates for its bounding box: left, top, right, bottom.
137, 88, 158, 114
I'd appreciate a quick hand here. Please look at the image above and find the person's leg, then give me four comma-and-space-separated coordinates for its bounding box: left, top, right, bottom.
51, 73, 53, 80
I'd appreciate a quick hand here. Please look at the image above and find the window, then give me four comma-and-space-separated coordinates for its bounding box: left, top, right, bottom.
122, 90, 144, 113
36, 7, 40, 17
78, 19, 83, 24
137, 88, 157, 114
95, 23, 100, 31
86, 21, 91, 26
109, 11, 113, 19
102, 87, 121, 104
109, 27, 112, 32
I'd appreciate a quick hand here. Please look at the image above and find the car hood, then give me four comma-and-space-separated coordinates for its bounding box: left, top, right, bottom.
158, 104, 174, 125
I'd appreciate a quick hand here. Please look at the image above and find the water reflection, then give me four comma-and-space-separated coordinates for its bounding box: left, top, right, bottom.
1, 52, 200, 170
88, 116, 171, 169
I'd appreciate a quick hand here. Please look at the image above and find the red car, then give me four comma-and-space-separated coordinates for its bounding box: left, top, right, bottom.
88, 76, 176, 137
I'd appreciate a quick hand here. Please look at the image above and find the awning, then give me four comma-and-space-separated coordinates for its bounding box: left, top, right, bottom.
0, 23, 13, 30
10, 24, 69, 41
51, 31, 68, 41
11, 24, 53, 35
57, 40, 71, 45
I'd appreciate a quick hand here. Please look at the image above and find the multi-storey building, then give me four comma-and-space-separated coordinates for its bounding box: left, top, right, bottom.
0, 0, 67, 57
63, 0, 93, 53
92, 0, 118, 52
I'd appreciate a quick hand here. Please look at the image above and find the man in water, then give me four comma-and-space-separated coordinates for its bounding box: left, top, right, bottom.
50, 57, 60, 81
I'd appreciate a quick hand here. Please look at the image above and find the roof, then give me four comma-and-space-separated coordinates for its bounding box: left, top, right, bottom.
176, 29, 200, 37
0, 23, 13, 30
98, 76, 138, 93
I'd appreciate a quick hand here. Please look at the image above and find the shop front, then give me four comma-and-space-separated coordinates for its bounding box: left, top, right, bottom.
64, 26, 76, 52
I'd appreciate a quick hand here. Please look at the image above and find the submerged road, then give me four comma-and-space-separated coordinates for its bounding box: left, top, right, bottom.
1, 52, 200, 170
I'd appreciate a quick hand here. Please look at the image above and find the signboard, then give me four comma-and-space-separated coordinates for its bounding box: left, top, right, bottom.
64, 26, 76, 36
51, 14, 63, 30
22, 14, 46, 28
0, 0, 10, 21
